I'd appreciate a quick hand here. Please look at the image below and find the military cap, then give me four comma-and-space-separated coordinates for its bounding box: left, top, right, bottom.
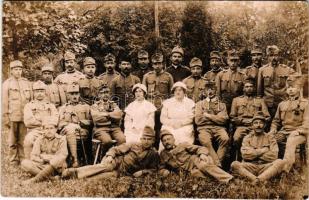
189, 57, 202, 68
244, 77, 256, 86
10, 60, 23, 69
266, 45, 279, 55
67, 84, 79, 93
286, 74, 303, 88
151, 52, 164, 63
41, 63, 55, 72
104, 53, 116, 62
42, 117, 58, 127
138, 50, 149, 58
227, 49, 239, 59
83, 57, 96, 67
64, 51, 75, 61
142, 126, 155, 138
251, 45, 263, 54
132, 83, 147, 94
210, 51, 221, 59
171, 81, 187, 92
205, 80, 217, 89
98, 84, 110, 93
171, 46, 184, 56
160, 129, 174, 140
33, 80, 47, 90
252, 111, 266, 122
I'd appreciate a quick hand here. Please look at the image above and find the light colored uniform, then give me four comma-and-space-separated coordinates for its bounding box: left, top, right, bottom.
54, 70, 85, 95
124, 100, 156, 144
45, 83, 67, 107
23, 100, 59, 158
183, 76, 207, 102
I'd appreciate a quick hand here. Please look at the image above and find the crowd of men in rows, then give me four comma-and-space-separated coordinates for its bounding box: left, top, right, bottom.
2, 44, 308, 185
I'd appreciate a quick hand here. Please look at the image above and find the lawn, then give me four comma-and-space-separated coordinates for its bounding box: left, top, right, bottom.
1, 128, 308, 198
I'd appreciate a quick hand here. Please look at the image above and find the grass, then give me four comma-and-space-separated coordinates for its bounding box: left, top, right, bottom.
1, 128, 308, 198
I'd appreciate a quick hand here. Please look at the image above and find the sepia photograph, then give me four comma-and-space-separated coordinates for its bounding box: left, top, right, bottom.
1, 1, 308, 198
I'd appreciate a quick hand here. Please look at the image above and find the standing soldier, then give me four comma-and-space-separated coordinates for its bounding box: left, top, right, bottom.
231, 112, 286, 184
110, 56, 140, 110
98, 53, 120, 89
132, 50, 152, 81
230, 78, 270, 160
204, 51, 222, 82
195, 80, 229, 167
21, 119, 68, 184
91, 86, 125, 153
2, 60, 32, 166
166, 46, 191, 82
23, 81, 59, 159
79, 57, 103, 105
244, 47, 263, 90
142, 52, 174, 147
54, 51, 85, 96
269, 74, 308, 170
183, 57, 207, 102
257, 45, 295, 118
216, 49, 245, 113
41, 63, 67, 108
58, 84, 92, 167
159, 130, 233, 183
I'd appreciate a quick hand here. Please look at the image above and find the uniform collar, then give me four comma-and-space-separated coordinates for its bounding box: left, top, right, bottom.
66, 69, 76, 74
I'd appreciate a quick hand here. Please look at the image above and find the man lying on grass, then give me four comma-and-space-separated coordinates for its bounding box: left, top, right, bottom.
159, 129, 234, 183
62, 126, 159, 179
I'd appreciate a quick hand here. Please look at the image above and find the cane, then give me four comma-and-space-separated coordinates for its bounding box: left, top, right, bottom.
77, 127, 88, 165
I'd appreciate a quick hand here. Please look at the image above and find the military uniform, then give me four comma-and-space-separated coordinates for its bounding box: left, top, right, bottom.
54, 70, 85, 94
216, 69, 245, 113
257, 64, 295, 114
110, 73, 140, 110
159, 140, 233, 183
195, 96, 229, 166
23, 81, 59, 159
270, 97, 308, 163
231, 131, 286, 182
204, 51, 222, 82
132, 68, 152, 82
79, 76, 103, 105
2, 60, 32, 164
21, 127, 68, 182
204, 70, 221, 83
41, 63, 67, 107
166, 65, 191, 83
62, 130, 159, 179
91, 99, 125, 147
97, 71, 120, 89
58, 85, 92, 166
230, 95, 270, 157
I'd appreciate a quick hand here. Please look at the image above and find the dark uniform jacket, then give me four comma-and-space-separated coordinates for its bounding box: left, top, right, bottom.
166, 65, 191, 82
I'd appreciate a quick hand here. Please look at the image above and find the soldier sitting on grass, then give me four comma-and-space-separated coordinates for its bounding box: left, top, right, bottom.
21, 119, 68, 184
159, 129, 234, 184
62, 126, 159, 180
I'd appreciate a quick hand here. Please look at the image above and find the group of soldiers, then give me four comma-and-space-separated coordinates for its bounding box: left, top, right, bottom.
2, 44, 308, 185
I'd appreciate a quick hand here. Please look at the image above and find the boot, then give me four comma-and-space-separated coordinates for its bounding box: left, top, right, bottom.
66, 133, 79, 167
231, 161, 257, 182
62, 168, 78, 179
258, 160, 286, 182
23, 165, 54, 184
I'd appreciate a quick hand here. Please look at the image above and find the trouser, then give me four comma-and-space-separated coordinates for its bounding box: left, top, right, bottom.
154, 110, 162, 149
9, 121, 26, 164
274, 130, 290, 159
283, 134, 306, 172
21, 159, 62, 175
233, 126, 251, 161
24, 129, 43, 159
198, 126, 229, 166
94, 127, 126, 147
194, 159, 233, 183
72, 159, 117, 179
231, 159, 286, 182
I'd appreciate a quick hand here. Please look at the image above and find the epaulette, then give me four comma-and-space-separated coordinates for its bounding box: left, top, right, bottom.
145, 71, 155, 75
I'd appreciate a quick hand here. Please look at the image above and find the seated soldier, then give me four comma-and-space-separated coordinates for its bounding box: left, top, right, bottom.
230, 77, 270, 161
58, 84, 92, 167
21, 119, 68, 184
23, 81, 59, 159
269, 74, 308, 172
231, 112, 286, 184
91, 85, 126, 152
195, 80, 229, 167
62, 126, 159, 179
159, 129, 233, 183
